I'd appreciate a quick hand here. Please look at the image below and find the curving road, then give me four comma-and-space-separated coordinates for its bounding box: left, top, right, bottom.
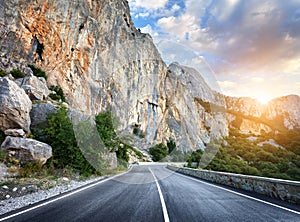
0, 165, 299, 222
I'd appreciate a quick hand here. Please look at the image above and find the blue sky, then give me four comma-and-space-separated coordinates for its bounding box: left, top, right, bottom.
128, 0, 300, 103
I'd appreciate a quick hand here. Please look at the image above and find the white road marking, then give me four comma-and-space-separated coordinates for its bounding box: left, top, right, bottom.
167, 167, 300, 215
0, 167, 133, 222
149, 167, 170, 222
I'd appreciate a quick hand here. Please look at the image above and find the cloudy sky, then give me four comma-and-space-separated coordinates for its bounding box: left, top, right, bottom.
128, 0, 300, 103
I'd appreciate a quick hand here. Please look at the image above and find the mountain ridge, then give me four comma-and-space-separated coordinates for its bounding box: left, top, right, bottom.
0, 0, 299, 152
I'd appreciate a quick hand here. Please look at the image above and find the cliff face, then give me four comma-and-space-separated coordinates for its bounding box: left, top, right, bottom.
0, 0, 299, 152
0, 0, 168, 141
226, 95, 300, 134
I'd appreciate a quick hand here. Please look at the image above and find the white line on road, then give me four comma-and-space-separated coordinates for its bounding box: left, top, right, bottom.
149, 167, 170, 222
168, 168, 300, 216
0, 167, 133, 222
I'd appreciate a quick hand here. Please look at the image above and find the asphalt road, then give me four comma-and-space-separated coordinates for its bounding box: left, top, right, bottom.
1, 165, 299, 222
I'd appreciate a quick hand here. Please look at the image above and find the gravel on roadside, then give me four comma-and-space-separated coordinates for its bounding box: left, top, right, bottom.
0, 176, 105, 215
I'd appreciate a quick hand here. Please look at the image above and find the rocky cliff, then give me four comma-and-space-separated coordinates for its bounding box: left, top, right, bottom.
0, 0, 299, 154
226, 95, 300, 134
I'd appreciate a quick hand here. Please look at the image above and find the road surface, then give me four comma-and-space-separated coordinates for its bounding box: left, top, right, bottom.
0, 165, 299, 222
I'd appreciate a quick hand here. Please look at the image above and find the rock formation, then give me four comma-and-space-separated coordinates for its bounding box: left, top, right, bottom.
22, 74, 50, 101
226, 95, 300, 134
0, 77, 32, 133
1, 136, 52, 165
0, 0, 299, 155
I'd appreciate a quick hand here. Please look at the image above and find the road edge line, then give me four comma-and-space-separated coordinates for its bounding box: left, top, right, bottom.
149, 167, 170, 222
167, 167, 300, 215
0, 167, 133, 222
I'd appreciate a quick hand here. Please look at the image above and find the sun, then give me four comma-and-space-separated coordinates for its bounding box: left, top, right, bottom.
256, 95, 271, 104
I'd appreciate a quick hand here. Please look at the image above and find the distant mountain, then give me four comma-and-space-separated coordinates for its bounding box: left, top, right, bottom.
226, 95, 300, 134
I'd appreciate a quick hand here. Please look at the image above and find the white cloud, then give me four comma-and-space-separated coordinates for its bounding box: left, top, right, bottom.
130, 0, 168, 10
140, 24, 159, 37
135, 12, 150, 18
129, 0, 300, 98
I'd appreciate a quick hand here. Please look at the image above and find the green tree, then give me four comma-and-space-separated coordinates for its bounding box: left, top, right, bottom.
95, 111, 118, 152
43, 108, 95, 175
149, 143, 168, 162
49, 85, 66, 102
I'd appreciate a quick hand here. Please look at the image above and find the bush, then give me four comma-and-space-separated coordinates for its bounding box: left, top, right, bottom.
95, 111, 119, 152
49, 85, 66, 102
149, 143, 168, 162
116, 143, 130, 163
19, 161, 43, 178
0, 68, 7, 77
133, 127, 145, 138
10, 69, 25, 78
28, 64, 47, 80
0, 150, 7, 163
167, 139, 176, 154
42, 108, 96, 175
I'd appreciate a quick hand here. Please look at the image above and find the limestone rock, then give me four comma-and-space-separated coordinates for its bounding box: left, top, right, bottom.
4, 129, 25, 138
0, 162, 8, 181
0, 77, 32, 132
30, 103, 59, 129
226, 95, 300, 132
21, 74, 50, 101
1, 136, 52, 165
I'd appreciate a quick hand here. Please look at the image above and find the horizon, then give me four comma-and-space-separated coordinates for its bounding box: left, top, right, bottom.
128, 0, 300, 104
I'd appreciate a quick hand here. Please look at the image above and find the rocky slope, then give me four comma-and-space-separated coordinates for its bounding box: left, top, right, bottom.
226, 95, 300, 134
0, 0, 299, 156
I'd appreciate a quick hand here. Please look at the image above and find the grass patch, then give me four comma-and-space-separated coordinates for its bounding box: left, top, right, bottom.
28, 64, 47, 80
0, 68, 7, 77
10, 69, 25, 79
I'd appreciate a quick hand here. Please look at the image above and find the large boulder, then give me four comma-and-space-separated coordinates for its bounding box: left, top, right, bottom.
0, 77, 32, 132
1, 136, 52, 165
21, 74, 50, 101
30, 103, 59, 129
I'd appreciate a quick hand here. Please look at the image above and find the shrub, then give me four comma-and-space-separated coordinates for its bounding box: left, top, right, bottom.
116, 143, 130, 163
133, 127, 145, 138
49, 85, 66, 102
149, 143, 168, 162
167, 139, 176, 154
42, 108, 96, 175
0, 68, 7, 77
10, 69, 25, 78
95, 111, 119, 152
28, 64, 47, 80
19, 161, 43, 178
0, 150, 7, 163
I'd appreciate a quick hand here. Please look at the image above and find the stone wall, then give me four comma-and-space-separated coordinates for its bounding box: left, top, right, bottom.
167, 165, 300, 204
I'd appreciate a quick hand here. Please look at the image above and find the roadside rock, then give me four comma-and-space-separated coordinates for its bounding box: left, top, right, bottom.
0, 77, 32, 133
4, 129, 25, 138
1, 136, 52, 165
0, 163, 7, 181
21, 74, 50, 101
30, 103, 59, 129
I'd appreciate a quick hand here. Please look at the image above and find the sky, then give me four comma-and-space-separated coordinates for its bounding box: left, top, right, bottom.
128, 0, 300, 103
